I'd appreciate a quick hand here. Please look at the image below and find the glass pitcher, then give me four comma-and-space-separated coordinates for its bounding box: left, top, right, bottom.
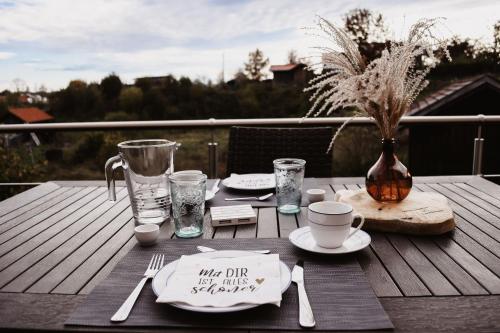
105, 139, 178, 225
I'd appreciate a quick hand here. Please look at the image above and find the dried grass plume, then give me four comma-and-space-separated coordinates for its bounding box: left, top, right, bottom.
305, 17, 450, 150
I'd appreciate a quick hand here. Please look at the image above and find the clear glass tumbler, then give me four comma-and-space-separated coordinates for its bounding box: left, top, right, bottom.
273, 158, 306, 214
169, 173, 207, 238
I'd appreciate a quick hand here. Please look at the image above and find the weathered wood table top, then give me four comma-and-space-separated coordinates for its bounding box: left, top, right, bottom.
0, 176, 499, 332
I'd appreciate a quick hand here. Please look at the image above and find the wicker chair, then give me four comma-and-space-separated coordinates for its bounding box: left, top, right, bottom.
226, 126, 333, 177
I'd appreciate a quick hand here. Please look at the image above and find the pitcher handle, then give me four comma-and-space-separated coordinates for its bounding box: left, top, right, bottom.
105, 155, 122, 201
170, 142, 181, 174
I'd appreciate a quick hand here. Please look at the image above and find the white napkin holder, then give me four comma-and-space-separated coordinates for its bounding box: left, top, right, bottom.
210, 205, 257, 227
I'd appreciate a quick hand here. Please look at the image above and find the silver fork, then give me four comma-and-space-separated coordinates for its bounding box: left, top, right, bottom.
111, 253, 164, 322
225, 193, 274, 201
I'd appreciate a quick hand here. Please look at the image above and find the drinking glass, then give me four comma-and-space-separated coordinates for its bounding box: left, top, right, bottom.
105, 139, 178, 226
169, 173, 207, 238
273, 158, 306, 214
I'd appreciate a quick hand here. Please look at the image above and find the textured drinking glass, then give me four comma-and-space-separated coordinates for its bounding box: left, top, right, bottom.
105, 139, 178, 226
169, 173, 207, 238
273, 158, 306, 214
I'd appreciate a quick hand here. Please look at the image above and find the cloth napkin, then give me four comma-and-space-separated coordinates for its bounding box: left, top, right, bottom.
226, 173, 276, 189
156, 254, 282, 307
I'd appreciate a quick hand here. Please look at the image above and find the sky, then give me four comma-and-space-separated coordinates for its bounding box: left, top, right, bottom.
0, 0, 499, 91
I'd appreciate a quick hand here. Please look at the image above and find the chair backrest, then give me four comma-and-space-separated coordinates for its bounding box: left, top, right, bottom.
226, 126, 333, 177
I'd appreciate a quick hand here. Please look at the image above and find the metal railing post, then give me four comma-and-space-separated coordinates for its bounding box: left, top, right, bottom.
207, 118, 218, 179
472, 114, 485, 176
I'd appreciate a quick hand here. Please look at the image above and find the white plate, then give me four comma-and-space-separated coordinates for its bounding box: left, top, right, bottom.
222, 174, 275, 190
289, 226, 371, 254
152, 250, 291, 313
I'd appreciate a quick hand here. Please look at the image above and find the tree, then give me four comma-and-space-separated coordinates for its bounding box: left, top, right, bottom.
100, 73, 122, 100
344, 8, 386, 44
68, 80, 87, 90
244, 48, 269, 80
0, 145, 47, 199
119, 87, 143, 114
38, 84, 48, 94
0, 101, 8, 120
287, 50, 299, 64
49, 80, 104, 121
233, 69, 248, 82
11, 78, 27, 93
135, 77, 152, 92
104, 111, 136, 121
343, 8, 388, 62
442, 37, 475, 63
142, 88, 167, 120
494, 21, 500, 62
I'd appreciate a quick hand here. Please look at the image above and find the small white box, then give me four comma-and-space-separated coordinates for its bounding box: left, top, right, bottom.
210, 205, 257, 227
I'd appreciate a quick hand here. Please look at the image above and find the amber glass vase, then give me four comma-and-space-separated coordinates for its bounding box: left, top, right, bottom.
366, 138, 412, 202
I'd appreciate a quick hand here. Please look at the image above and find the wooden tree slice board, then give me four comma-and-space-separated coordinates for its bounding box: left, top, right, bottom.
334, 188, 455, 235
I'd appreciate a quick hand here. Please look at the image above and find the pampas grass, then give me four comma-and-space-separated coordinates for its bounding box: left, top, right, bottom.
305, 17, 450, 149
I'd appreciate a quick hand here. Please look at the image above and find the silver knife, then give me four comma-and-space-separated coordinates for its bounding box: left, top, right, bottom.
291, 260, 316, 328
197, 245, 270, 254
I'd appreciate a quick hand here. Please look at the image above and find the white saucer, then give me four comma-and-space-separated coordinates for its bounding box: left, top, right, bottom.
289, 226, 371, 254
152, 250, 291, 313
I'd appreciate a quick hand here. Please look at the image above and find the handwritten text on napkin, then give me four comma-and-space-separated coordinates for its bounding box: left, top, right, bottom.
156, 254, 282, 307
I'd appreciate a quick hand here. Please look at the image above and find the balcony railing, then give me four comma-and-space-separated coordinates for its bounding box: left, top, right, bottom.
1, 115, 500, 132
1, 114, 499, 181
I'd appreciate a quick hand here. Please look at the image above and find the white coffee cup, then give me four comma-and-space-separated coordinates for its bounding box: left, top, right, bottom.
307, 201, 365, 248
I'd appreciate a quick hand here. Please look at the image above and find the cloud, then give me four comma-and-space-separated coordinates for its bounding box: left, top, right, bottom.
0, 0, 343, 50
0, 51, 14, 60
0, 1, 15, 8
36, 64, 97, 72
0, 0, 499, 90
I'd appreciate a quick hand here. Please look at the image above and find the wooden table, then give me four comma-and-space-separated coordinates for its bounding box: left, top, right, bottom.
0, 176, 499, 332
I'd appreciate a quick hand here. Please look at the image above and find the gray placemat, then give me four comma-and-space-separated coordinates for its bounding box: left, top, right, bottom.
207, 178, 319, 208
66, 238, 393, 331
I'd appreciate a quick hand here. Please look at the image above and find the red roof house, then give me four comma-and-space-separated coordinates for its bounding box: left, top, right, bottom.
270, 64, 305, 72
8, 107, 53, 123
270, 63, 310, 85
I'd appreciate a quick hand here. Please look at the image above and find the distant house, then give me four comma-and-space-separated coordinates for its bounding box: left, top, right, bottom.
18, 94, 29, 104
24, 93, 48, 104
134, 75, 178, 88
6, 107, 53, 124
408, 74, 500, 177
270, 63, 310, 85
3, 107, 53, 146
135, 75, 169, 85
